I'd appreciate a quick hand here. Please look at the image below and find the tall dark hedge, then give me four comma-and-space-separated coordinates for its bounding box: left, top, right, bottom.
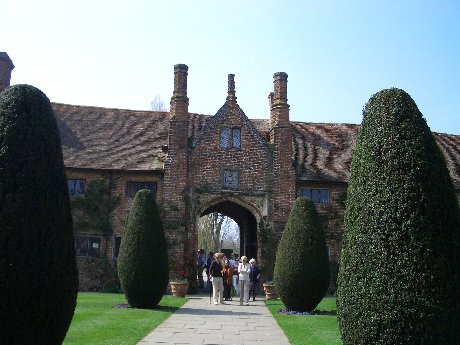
337, 88, 460, 344
0, 85, 78, 344
117, 189, 169, 308
274, 197, 330, 312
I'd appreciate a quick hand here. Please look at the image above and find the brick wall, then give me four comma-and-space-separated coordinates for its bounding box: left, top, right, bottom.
190, 107, 271, 194
297, 181, 348, 292
66, 168, 162, 290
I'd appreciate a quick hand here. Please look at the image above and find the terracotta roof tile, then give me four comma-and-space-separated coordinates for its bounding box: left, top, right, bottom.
53, 103, 169, 171
53, 103, 460, 189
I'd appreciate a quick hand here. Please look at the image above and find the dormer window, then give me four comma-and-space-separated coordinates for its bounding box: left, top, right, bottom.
220, 126, 241, 148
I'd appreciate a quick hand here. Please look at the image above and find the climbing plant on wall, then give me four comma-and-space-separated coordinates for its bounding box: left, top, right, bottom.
71, 178, 119, 234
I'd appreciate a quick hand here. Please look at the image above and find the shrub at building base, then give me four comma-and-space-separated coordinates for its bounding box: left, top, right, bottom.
117, 189, 169, 308
0, 85, 78, 344
337, 88, 460, 345
274, 197, 330, 312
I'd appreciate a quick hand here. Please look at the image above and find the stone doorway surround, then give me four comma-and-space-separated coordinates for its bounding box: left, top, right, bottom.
196, 195, 262, 261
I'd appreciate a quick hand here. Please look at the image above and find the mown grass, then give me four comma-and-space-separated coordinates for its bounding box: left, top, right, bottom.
63, 292, 187, 345
265, 297, 342, 345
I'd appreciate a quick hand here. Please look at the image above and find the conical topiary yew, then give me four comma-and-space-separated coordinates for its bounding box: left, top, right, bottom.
274, 197, 330, 312
0, 85, 78, 344
117, 189, 169, 308
337, 88, 460, 345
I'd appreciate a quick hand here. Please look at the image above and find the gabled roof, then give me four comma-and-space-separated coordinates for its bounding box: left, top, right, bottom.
192, 102, 268, 148
53, 103, 460, 189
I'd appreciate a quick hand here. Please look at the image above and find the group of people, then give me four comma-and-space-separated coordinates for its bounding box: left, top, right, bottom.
197, 250, 261, 305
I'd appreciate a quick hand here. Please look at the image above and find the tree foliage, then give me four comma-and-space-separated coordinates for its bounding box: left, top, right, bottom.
337, 88, 460, 344
274, 197, 330, 312
151, 94, 167, 111
117, 189, 169, 308
0, 84, 78, 344
197, 212, 239, 253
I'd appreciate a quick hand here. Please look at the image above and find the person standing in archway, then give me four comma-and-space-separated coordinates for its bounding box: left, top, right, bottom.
222, 258, 232, 301
196, 249, 206, 289
248, 258, 261, 301
238, 256, 250, 305
230, 253, 240, 296
209, 253, 224, 305
204, 251, 214, 293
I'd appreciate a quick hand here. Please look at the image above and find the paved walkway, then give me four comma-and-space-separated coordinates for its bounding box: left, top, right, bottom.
137, 294, 290, 345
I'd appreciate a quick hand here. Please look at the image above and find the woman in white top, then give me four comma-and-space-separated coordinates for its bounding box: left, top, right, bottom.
238, 256, 250, 305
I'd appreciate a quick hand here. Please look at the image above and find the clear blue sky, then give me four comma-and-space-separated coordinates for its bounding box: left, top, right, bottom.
1, 0, 459, 134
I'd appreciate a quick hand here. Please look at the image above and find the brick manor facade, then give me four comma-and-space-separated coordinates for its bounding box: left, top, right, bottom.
1, 52, 459, 291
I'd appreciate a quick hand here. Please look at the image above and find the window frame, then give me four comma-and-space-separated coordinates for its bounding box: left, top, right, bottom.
67, 179, 86, 196
219, 126, 242, 149
299, 187, 330, 204
113, 236, 122, 259
126, 181, 157, 199
75, 235, 102, 257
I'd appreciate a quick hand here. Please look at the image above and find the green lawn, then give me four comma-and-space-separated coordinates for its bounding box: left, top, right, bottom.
265, 297, 342, 345
64, 293, 187, 345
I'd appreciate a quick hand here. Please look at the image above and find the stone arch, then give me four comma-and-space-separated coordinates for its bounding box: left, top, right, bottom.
196, 194, 262, 223
197, 195, 262, 260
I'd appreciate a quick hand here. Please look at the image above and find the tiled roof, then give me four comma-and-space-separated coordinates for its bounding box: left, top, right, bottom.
53, 103, 460, 189
292, 122, 358, 183
433, 132, 460, 189
53, 103, 169, 171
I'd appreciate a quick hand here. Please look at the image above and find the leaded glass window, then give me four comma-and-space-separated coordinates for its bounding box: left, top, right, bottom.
220, 126, 241, 148
220, 127, 230, 148
232, 128, 241, 148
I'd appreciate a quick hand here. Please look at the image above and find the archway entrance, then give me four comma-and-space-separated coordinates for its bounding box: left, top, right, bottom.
197, 213, 240, 256
200, 200, 258, 260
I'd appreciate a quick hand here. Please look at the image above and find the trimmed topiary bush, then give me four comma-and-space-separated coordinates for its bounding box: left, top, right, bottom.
337, 88, 460, 344
0, 84, 78, 344
274, 197, 330, 312
117, 189, 169, 308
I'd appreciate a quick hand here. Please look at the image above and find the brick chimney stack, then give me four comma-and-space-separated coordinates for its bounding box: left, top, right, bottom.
0, 52, 14, 93
269, 71, 295, 223
163, 63, 193, 285
168, 63, 189, 150
226, 73, 237, 106
170, 64, 189, 121
270, 72, 289, 129
268, 92, 274, 126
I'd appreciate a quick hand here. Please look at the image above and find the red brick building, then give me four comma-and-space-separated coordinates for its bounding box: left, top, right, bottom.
1, 53, 459, 291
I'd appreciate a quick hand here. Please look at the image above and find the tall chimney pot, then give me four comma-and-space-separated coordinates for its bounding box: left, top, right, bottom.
0, 52, 14, 93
